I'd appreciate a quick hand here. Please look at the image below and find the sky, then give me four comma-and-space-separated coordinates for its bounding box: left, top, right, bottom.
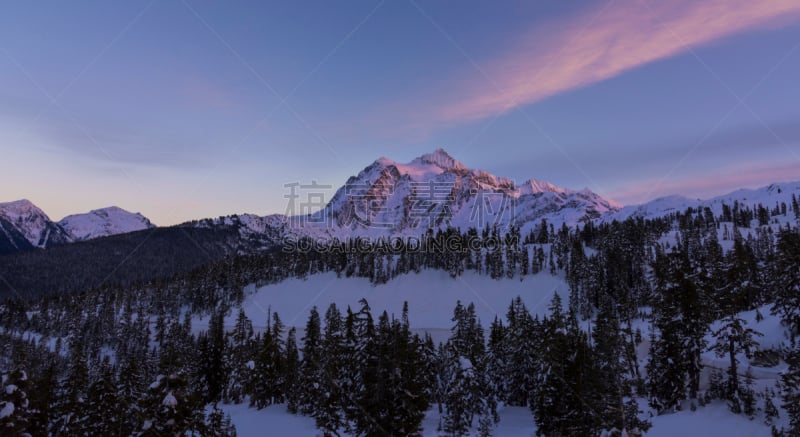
2, 0, 800, 226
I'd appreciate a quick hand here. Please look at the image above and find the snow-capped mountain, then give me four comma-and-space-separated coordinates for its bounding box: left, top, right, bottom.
0, 200, 157, 253
0, 199, 71, 250
5, 151, 799, 256
604, 181, 800, 222
290, 149, 620, 237
187, 213, 290, 251
59, 206, 155, 241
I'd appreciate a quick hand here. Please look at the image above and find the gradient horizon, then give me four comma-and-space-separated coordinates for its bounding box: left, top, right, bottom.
2, 0, 800, 225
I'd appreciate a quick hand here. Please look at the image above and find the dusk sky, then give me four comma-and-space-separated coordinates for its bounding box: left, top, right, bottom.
2, 0, 800, 225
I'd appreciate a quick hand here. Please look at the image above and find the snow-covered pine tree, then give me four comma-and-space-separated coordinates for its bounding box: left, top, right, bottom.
393, 302, 433, 435
298, 307, 324, 416
0, 368, 31, 436
532, 295, 603, 435
251, 311, 286, 409
592, 301, 625, 433
226, 308, 254, 404
284, 327, 301, 414
138, 373, 205, 436
772, 229, 800, 338
647, 249, 710, 412
315, 303, 347, 435
206, 403, 237, 436
486, 316, 507, 404
52, 331, 90, 435
440, 348, 472, 437
780, 344, 800, 434
197, 308, 227, 404
709, 313, 762, 414
116, 355, 143, 436
84, 356, 122, 435
503, 297, 538, 407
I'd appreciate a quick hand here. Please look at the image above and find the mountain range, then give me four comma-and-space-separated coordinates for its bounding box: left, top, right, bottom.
0, 200, 154, 254
2, 149, 798, 256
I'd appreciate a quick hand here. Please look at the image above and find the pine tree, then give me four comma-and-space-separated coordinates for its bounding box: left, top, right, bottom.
502, 297, 538, 407
440, 347, 472, 437
138, 373, 205, 436
0, 368, 31, 436
251, 312, 286, 409
84, 357, 122, 435
351, 299, 379, 436
762, 386, 779, 427
781, 344, 800, 434
771, 230, 800, 434
206, 403, 237, 436
298, 307, 324, 416
592, 302, 625, 433
532, 296, 603, 436
392, 302, 432, 435
226, 308, 254, 404
53, 332, 90, 435
315, 303, 347, 436
445, 301, 495, 429
486, 316, 507, 404
27, 361, 57, 434
709, 314, 762, 414
622, 398, 651, 436
117, 355, 143, 436
198, 308, 227, 403
647, 250, 710, 412
284, 327, 301, 414
772, 229, 800, 338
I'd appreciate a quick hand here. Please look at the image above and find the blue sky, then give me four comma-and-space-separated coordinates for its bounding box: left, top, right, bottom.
2, 0, 800, 225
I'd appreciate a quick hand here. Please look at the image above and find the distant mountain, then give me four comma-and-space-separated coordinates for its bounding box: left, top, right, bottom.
0, 200, 157, 254
59, 206, 155, 241
604, 181, 800, 222
281, 148, 620, 238
4, 151, 800, 256
0, 199, 71, 251
2, 150, 800, 297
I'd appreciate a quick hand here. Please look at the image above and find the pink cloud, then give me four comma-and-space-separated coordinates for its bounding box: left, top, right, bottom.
437, 0, 800, 123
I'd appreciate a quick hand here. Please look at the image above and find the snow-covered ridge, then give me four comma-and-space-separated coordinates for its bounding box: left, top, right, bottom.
0, 200, 156, 248
5, 151, 800, 251
288, 148, 619, 238
59, 206, 155, 241
604, 181, 800, 223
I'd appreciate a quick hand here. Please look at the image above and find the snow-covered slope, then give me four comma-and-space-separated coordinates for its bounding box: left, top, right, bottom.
196, 270, 570, 334
203, 270, 784, 437
59, 206, 155, 241
605, 181, 800, 222
0, 199, 71, 248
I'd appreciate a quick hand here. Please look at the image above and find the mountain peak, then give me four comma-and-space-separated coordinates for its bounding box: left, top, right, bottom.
0, 199, 66, 248
518, 178, 568, 195
0, 199, 49, 219
411, 148, 466, 171
59, 206, 155, 241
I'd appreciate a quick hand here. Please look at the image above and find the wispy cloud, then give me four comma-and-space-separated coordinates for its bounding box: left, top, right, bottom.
437, 0, 800, 123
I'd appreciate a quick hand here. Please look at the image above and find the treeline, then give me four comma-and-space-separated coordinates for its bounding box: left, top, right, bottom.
0, 225, 245, 298
0, 292, 655, 436
1, 198, 800, 435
